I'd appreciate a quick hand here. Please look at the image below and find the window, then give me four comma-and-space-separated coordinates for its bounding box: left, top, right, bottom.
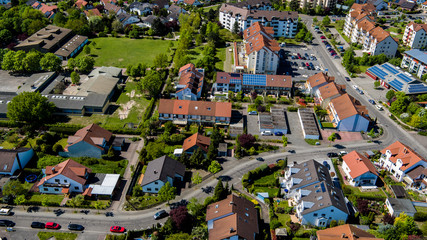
321, 214, 326, 217
313, 213, 318, 217
64, 180, 68, 183
44, 188, 48, 191
147, 188, 152, 191
155, 182, 158, 185
155, 188, 159, 191
331, 209, 334, 212
55, 179, 60, 183
54, 188, 59, 191
74, 187, 79, 190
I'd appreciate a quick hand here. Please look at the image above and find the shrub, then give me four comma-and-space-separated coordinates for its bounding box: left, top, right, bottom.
288, 106, 298, 112
270, 218, 282, 229
414, 212, 427, 221
330, 220, 337, 227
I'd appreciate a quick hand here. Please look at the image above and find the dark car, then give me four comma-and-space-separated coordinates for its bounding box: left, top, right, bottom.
274, 132, 284, 136
345, 77, 350, 81
256, 157, 264, 161
154, 210, 169, 220
276, 158, 285, 163
31, 222, 45, 229
327, 152, 338, 158
68, 224, 84, 231
0, 220, 14, 227
369, 99, 376, 105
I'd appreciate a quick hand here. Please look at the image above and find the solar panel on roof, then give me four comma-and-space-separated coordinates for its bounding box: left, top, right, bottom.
368, 66, 388, 80
243, 74, 266, 86
397, 73, 413, 83
320, 182, 326, 192
382, 63, 399, 74
389, 79, 404, 91
230, 73, 241, 77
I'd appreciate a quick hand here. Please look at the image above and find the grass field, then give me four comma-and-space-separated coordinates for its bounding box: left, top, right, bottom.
28, 194, 64, 205
187, 45, 227, 71
81, 38, 172, 68
347, 185, 387, 199
38, 232, 78, 240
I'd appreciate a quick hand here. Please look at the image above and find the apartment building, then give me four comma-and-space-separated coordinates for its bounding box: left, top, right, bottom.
243, 22, 280, 74
379, 141, 427, 182
299, 0, 336, 10
175, 63, 204, 100
281, 160, 349, 227
401, 49, 427, 78
314, 82, 345, 108
213, 72, 292, 95
343, 3, 376, 37
219, 3, 298, 37
158, 99, 232, 125
402, 22, 427, 49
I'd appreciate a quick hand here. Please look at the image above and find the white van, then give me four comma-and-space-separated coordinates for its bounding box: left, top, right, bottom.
261, 131, 272, 136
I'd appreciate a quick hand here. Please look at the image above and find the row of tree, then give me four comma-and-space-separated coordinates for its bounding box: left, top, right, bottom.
1, 50, 62, 73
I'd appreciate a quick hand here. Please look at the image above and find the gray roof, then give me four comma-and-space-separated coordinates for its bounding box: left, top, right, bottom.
390, 185, 406, 198
288, 159, 332, 191
129, 2, 153, 10
15, 25, 73, 51
218, 143, 228, 152
0, 92, 16, 115
387, 198, 416, 213
141, 156, 186, 186
230, 0, 271, 8
88, 66, 122, 78
0, 148, 32, 173
220, 4, 298, 21
16, 72, 57, 93
404, 49, 427, 65
54, 34, 88, 58
298, 108, 320, 137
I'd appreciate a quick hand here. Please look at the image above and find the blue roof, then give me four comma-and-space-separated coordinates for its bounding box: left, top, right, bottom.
242, 74, 267, 86
404, 49, 427, 65
389, 79, 404, 91
367, 65, 388, 80
382, 63, 399, 75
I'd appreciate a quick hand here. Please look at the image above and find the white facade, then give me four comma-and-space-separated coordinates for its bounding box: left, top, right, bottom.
246, 48, 279, 74
39, 174, 85, 194
365, 35, 398, 58
299, 0, 336, 10
379, 150, 427, 182
402, 24, 427, 49
401, 51, 427, 78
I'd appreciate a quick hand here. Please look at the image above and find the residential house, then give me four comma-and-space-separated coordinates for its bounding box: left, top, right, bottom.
243, 22, 280, 74
422, 1, 427, 12
176, 63, 204, 100
314, 82, 345, 108
14, 25, 88, 60
367, 62, 427, 94
167, 4, 186, 21
394, 0, 416, 10
100, 0, 117, 5
75, 0, 88, 9
0, 0, 11, 7
328, 93, 370, 132
356, 0, 388, 10
401, 49, 427, 78
129, 2, 153, 15
386, 198, 417, 217
182, 133, 210, 155
158, 99, 232, 125
61, 124, 124, 159
219, 3, 298, 37
140, 156, 185, 193
364, 27, 398, 58
281, 160, 349, 227
213, 72, 292, 96
38, 159, 92, 194
230, 0, 272, 10
379, 141, 427, 182
84, 8, 102, 18
206, 194, 259, 240
405, 166, 427, 190
305, 72, 334, 94
153, 0, 169, 9
342, 151, 379, 186
317, 224, 384, 240
117, 13, 140, 26
103, 2, 125, 15
83, 173, 120, 199
183, 0, 202, 6
402, 22, 427, 49
32, 1, 58, 19
141, 15, 163, 28
0, 148, 35, 175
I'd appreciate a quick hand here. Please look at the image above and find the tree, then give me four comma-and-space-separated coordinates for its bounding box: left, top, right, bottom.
394, 213, 420, 237
383, 213, 395, 225
208, 160, 222, 174
166, 233, 192, 240
214, 179, 227, 201
40, 53, 62, 72
282, 136, 288, 147
77, 55, 95, 73
52, 143, 63, 153
23, 51, 42, 72
69, 194, 84, 208
389, 58, 402, 66
153, 53, 169, 69
158, 181, 176, 203
140, 70, 163, 97
7, 92, 55, 126
83, 45, 91, 55
53, 11, 67, 27
290, 0, 299, 10
232, 21, 239, 34
390, 92, 410, 115
112, 20, 124, 33
41, 196, 50, 211
328, 133, 337, 146
93, 200, 103, 213
14, 194, 26, 210
374, 81, 381, 89
191, 172, 202, 185
3, 180, 25, 199
386, 90, 396, 100
322, 16, 331, 26
71, 71, 80, 84
170, 206, 192, 232
238, 134, 256, 149
313, 17, 318, 23
206, 143, 217, 162
152, 17, 167, 36
187, 197, 204, 218
67, 58, 77, 71
0, 29, 13, 46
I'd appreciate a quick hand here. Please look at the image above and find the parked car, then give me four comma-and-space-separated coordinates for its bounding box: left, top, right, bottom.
301, 62, 305, 67
261, 131, 272, 136
274, 132, 284, 136
339, 151, 348, 156
376, 105, 384, 111
110, 226, 126, 233
352, 85, 358, 90
68, 224, 84, 231
345, 77, 350, 81
256, 157, 264, 161
0, 220, 14, 227
327, 152, 338, 158
45, 222, 60, 229
359, 90, 364, 95
31, 222, 45, 229
0, 208, 11, 216
248, 111, 258, 115
154, 210, 168, 220
320, 35, 326, 39
369, 99, 376, 105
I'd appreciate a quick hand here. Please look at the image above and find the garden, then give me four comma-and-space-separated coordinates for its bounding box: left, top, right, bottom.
37, 232, 78, 240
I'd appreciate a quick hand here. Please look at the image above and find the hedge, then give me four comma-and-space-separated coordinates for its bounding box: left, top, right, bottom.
48, 123, 142, 135
0, 120, 22, 128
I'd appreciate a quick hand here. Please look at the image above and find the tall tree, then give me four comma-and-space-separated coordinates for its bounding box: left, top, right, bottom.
7, 92, 56, 126
23, 51, 42, 72
153, 53, 169, 69
214, 179, 227, 201
322, 16, 331, 26
208, 160, 222, 174
158, 181, 176, 203
71, 71, 80, 84
140, 70, 163, 97
77, 55, 95, 73
40, 53, 62, 72
170, 206, 192, 233
328, 133, 337, 146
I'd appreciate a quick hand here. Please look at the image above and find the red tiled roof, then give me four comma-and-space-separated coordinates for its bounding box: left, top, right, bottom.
65, 124, 112, 151
158, 99, 232, 118
84, 8, 102, 17
37, 159, 92, 187
368, 26, 393, 43
317, 82, 341, 100
343, 151, 378, 179
244, 22, 280, 55
317, 224, 383, 240
75, 0, 88, 9
182, 133, 210, 152
380, 141, 427, 172
265, 75, 292, 88
306, 72, 334, 89
329, 93, 368, 121
216, 72, 243, 84
177, 63, 204, 95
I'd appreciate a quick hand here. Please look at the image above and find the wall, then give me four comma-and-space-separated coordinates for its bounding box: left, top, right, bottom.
3, 148, 35, 175
142, 179, 165, 193
301, 205, 348, 227
66, 141, 103, 159
39, 175, 83, 194
337, 114, 369, 132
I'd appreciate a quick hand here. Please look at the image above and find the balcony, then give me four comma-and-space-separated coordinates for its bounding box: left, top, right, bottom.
42, 182, 71, 188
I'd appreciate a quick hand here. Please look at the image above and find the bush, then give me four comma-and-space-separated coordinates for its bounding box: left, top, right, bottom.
414, 212, 427, 221
288, 107, 298, 112
270, 218, 282, 229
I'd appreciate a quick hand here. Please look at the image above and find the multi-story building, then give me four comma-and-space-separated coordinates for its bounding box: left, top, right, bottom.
317, 224, 385, 240
305, 72, 335, 94
401, 49, 427, 78
342, 151, 379, 186
158, 99, 232, 125
243, 22, 280, 74
343, 3, 376, 37
349, 19, 376, 44
379, 141, 427, 182
219, 3, 298, 37
314, 82, 345, 108
213, 72, 292, 96
367, 62, 427, 94
175, 63, 204, 100
356, 0, 388, 10
363, 27, 398, 58
281, 160, 349, 227
402, 22, 427, 49
299, 0, 336, 11
327, 93, 370, 132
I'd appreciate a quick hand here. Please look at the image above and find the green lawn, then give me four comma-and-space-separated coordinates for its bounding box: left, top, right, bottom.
125, 195, 164, 210
305, 139, 320, 145
253, 186, 279, 197
28, 194, 64, 205
187, 46, 204, 63
254, 171, 278, 185
347, 185, 387, 199
321, 122, 335, 128
38, 232, 78, 240
202, 4, 220, 13
66, 82, 150, 128
415, 206, 427, 213
81, 38, 172, 67
215, 47, 226, 71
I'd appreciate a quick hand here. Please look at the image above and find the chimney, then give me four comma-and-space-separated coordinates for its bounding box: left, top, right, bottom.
229, 201, 235, 205
352, 232, 358, 238
341, 233, 347, 238
154, 169, 157, 174
230, 227, 235, 233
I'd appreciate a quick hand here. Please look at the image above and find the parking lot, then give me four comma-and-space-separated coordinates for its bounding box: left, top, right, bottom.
278, 45, 324, 81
